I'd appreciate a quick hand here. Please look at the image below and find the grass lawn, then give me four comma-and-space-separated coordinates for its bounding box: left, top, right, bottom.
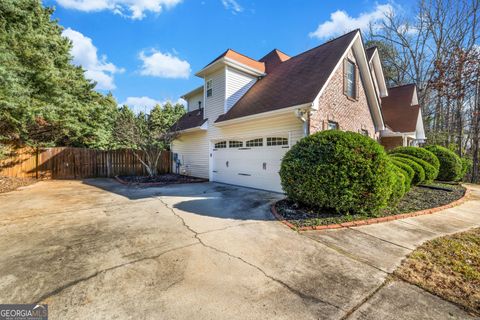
276, 183, 466, 228
395, 228, 480, 315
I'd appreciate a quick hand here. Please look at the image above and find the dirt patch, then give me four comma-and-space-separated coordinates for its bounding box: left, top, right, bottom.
0, 176, 36, 194
395, 228, 480, 315
117, 174, 207, 186
275, 183, 466, 228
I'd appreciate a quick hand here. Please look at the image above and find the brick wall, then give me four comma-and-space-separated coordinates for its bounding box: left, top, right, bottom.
309, 49, 377, 139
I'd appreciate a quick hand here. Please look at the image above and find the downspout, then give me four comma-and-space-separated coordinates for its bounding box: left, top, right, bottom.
295, 107, 311, 137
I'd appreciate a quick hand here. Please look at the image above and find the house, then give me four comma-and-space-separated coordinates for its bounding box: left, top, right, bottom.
171, 29, 425, 192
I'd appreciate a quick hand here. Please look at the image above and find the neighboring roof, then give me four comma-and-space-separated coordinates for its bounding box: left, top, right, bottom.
216, 30, 359, 123
259, 49, 291, 73
202, 49, 266, 73
181, 86, 203, 99
366, 46, 377, 62
173, 109, 207, 131
381, 84, 419, 132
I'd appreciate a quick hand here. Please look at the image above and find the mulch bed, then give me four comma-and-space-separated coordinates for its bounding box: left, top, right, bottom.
116, 173, 207, 186
275, 183, 467, 228
0, 176, 36, 194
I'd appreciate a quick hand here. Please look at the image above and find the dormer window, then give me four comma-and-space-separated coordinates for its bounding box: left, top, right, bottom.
206, 79, 213, 97
344, 59, 357, 100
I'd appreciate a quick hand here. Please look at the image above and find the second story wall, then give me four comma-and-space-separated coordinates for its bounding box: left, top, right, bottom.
310, 49, 376, 139
187, 91, 204, 112
204, 67, 226, 125
225, 66, 257, 112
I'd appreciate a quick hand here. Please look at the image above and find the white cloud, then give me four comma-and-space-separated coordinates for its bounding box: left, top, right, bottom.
120, 96, 186, 113
309, 4, 393, 40
221, 0, 243, 13
56, 0, 182, 20
62, 28, 123, 90
138, 50, 190, 79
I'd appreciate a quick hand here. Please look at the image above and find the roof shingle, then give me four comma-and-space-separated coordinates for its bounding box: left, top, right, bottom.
381, 84, 419, 132
172, 109, 207, 131
216, 30, 359, 123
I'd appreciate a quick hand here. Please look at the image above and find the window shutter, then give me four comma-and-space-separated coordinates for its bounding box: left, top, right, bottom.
355, 65, 359, 100
343, 59, 348, 96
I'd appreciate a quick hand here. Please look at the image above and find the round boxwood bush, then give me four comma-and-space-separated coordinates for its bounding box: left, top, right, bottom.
389, 165, 406, 205
390, 146, 440, 177
280, 130, 393, 215
389, 153, 437, 182
424, 145, 462, 181
390, 155, 425, 185
390, 159, 414, 190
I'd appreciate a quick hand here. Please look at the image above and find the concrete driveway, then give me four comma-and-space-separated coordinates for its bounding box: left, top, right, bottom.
0, 179, 478, 319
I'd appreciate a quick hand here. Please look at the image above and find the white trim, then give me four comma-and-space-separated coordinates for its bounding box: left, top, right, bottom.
181, 86, 203, 99
195, 57, 265, 78
177, 122, 208, 134
370, 50, 388, 98
214, 103, 312, 127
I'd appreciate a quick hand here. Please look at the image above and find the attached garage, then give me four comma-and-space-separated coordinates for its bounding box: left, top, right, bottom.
211, 136, 290, 193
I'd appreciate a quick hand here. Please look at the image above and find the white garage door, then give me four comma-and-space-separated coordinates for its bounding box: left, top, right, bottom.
212, 137, 290, 193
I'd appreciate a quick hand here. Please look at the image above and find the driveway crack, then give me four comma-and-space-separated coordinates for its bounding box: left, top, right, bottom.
156, 198, 344, 312
34, 242, 199, 304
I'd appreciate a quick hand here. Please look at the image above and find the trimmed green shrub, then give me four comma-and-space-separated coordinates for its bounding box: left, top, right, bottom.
390, 153, 437, 182
388, 165, 406, 205
390, 155, 425, 185
460, 158, 472, 181
280, 130, 393, 215
390, 146, 440, 177
390, 159, 414, 190
425, 145, 462, 181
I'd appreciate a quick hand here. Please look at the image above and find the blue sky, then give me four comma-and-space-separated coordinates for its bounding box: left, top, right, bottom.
45, 0, 416, 112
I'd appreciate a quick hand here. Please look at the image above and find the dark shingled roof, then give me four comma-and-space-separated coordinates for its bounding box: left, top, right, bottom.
381, 84, 419, 132
216, 29, 359, 123
173, 109, 207, 131
366, 46, 376, 62
259, 49, 291, 73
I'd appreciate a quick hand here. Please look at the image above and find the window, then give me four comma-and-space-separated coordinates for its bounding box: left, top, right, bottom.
327, 121, 339, 130
344, 60, 357, 99
361, 129, 369, 136
214, 141, 226, 148
266, 137, 288, 146
228, 140, 243, 148
246, 138, 263, 147
206, 79, 213, 97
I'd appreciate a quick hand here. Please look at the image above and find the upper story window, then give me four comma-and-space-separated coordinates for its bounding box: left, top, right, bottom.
327, 121, 339, 130
344, 59, 357, 99
206, 79, 213, 97
267, 137, 288, 146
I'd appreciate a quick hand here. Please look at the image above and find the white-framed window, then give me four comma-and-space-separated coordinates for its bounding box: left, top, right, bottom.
266, 137, 288, 146
345, 59, 357, 99
214, 141, 226, 148
206, 79, 213, 97
228, 140, 243, 148
327, 121, 339, 130
246, 138, 263, 147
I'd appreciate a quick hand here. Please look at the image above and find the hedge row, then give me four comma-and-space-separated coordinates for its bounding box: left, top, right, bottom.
425, 145, 463, 181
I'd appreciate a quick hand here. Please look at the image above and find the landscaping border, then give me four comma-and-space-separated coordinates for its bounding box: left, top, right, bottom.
271, 187, 472, 231
114, 175, 208, 187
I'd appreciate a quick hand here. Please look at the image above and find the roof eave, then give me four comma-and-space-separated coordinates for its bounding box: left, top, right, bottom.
195, 57, 265, 78
181, 86, 204, 99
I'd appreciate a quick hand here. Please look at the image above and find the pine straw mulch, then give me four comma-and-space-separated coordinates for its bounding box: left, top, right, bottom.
0, 176, 36, 194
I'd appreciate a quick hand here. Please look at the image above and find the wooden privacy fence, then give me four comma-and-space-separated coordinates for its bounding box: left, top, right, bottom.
0, 147, 171, 179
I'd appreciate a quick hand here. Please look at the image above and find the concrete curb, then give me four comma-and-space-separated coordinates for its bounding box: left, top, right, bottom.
114, 175, 208, 187
271, 187, 472, 232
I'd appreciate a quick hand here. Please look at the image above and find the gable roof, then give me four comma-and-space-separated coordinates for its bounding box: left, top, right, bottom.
216, 30, 359, 123
173, 109, 207, 131
259, 49, 291, 73
381, 84, 419, 132
202, 49, 266, 74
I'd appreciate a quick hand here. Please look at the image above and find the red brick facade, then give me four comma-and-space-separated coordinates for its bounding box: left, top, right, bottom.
309, 49, 377, 139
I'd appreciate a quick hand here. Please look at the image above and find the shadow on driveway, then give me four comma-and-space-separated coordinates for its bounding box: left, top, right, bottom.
82, 178, 283, 221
